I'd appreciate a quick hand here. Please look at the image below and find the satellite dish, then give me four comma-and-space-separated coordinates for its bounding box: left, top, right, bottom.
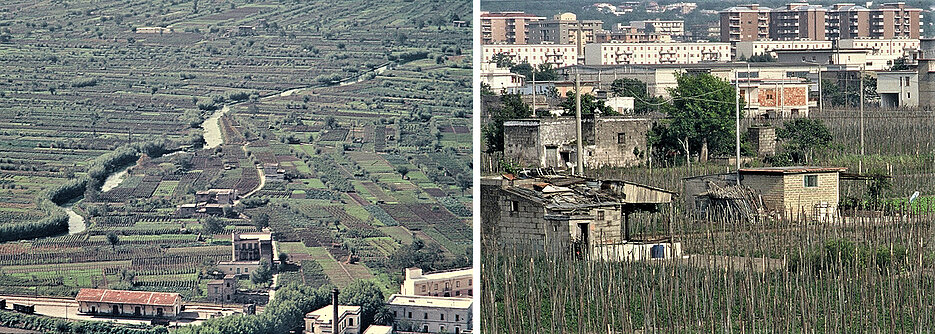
910, 191, 920, 204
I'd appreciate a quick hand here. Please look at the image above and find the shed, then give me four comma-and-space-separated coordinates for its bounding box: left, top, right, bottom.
740, 166, 845, 221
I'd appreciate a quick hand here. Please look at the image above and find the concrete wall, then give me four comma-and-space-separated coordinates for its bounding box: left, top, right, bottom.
503, 121, 541, 167
877, 72, 919, 108
920, 59, 935, 108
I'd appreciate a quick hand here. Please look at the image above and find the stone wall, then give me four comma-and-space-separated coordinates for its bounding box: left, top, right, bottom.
503, 120, 541, 167
588, 117, 651, 168
740, 173, 785, 213
781, 172, 839, 220
747, 126, 776, 157
496, 190, 567, 249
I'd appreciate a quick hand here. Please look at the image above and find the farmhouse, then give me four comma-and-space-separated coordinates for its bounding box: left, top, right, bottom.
684, 166, 845, 221
387, 294, 472, 334
232, 231, 274, 263
400, 267, 473, 298
263, 163, 286, 182
503, 115, 652, 169
480, 174, 679, 259
76, 289, 181, 318
741, 166, 845, 221
206, 274, 237, 304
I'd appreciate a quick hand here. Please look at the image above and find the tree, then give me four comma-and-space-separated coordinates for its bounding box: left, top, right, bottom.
774, 119, 833, 165
482, 93, 531, 152
250, 259, 273, 285
203, 216, 224, 234
396, 166, 409, 179
106, 232, 119, 251
456, 173, 471, 196
890, 57, 911, 71
655, 73, 741, 163
510, 63, 559, 82
821, 75, 879, 107
339, 280, 386, 329
560, 92, 615, 116
610, 78, 663, 114
252, 213, 269, 231
748, 53, 777, 62
490, 53, 514, 69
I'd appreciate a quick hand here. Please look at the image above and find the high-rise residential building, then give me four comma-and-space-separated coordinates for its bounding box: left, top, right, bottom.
769, 3, 827, 41
826, 4, 872, 40
528, 13, 604, 46
480, 12, 545, 45
720, 4, 771, 42
827, 3, 922, 40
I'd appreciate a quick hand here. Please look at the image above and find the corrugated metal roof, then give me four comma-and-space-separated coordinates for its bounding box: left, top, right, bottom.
740, 166, 846, 174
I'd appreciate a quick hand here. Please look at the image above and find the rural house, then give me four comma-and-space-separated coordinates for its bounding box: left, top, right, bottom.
503, 115, 653, 169
481, 174, 680, 260
76, 289, 181, 318
684, 166, 845, 221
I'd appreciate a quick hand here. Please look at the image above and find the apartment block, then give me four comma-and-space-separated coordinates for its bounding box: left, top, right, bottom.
482, 44, 578, 67
400, 267, 473, 298
528, 13, 604, 45
630, 20, 685, 37
584, 42, 732, 65
720, 4, 771, 42
827, 3, 921, 40
480, 12, 545, 45
769, 3, 826, 41
735, 40, 833, 59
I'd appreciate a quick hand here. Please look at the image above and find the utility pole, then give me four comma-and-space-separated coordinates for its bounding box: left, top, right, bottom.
735, 68, 741, 185
531, 70, 536, 117
817, 64, 822, 115
859, 65, 865, 174
575, 25, 584, 176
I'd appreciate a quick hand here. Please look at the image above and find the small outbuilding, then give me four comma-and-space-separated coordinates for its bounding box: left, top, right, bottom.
739, 166, 845, 221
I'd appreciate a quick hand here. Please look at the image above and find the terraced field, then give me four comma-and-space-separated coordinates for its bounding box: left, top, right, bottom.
0, 0, 471, 303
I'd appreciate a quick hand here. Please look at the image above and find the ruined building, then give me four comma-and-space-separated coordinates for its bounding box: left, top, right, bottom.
503, 115, 652, 170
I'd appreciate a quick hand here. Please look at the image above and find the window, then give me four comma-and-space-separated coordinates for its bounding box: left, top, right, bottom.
804, 175, 818, 188
456, 314, 460, 321
510, 200, 519, 211
348, 318, 353, 326
408, 312, 412, 319
596, 210, 604, 221
424, 312, 429, 319
434, 283, 438, 290
617, 132, 627, 144
394, 311, 398, 317
421, 285, 426, 293
441, 313, 445, 320
456, 281, 460, 288
214, 287, 219, 294
245, 268, 248, 273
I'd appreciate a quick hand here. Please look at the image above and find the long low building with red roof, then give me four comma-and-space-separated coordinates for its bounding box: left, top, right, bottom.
76, 288, 182, 318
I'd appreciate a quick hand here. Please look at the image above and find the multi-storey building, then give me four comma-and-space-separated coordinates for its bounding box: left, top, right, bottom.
528, 13, 604, 45
825, 3, 921, 40
720, 4, 771, 42
735, 40, 833, 59
480, 12, 545, 45
388, 295, 472, 334
630, 20, 685, 37
584, 42, 732, 65
400, 267, 473, 298
769, 3, 827, 41
482, 44, 578, 67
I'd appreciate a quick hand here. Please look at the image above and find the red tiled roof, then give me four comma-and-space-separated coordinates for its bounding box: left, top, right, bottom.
76, 289, 180, 306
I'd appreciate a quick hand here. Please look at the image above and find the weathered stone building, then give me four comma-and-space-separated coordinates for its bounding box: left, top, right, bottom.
746, 126, 776, 157
481, 175, 676, 255
503, 115, 652, 169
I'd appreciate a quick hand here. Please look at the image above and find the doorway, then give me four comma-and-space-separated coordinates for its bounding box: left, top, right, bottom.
577, 223, 589, 245
112, 305, 120, 315
134, 306, 141, 316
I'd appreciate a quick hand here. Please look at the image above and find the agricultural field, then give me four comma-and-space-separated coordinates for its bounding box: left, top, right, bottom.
0, 0, 471, 312
482, 104, 935, 332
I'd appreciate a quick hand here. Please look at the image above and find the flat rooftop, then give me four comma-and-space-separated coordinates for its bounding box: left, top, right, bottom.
387, 295, 473, 309
415, 268, 473, 280
306, 305, 361, 323
740, 166, 846, 174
